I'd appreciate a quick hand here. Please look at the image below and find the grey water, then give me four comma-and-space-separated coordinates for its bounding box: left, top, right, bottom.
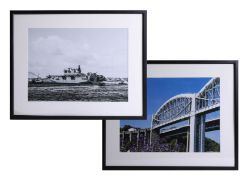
28, 85, 128, 102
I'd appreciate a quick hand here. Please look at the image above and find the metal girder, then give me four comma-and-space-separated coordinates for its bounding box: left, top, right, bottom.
151, 78, 220, 130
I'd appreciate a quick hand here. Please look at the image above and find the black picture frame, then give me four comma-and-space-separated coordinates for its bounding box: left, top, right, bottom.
102, 60, 238, 170
10, 10, 147, 120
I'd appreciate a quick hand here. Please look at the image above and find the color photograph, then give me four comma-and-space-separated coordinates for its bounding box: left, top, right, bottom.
120, 78, 220, 152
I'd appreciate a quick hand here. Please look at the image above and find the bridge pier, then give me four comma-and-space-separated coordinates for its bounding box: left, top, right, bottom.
195, 114, 206, 152
144, 131, 147, 145
136, 132, 139, 147
150, 128, 160, 150
189, 114, 195, 152
120, 132, 124, 148
186, 128, 190, 152
189, 95, 196, 152
199, 115, 206, 152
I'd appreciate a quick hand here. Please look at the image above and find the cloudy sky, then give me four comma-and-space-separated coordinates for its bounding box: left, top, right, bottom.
28, 28, 128, 78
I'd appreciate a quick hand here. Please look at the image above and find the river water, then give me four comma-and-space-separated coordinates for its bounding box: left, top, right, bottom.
28, 85, 128, 102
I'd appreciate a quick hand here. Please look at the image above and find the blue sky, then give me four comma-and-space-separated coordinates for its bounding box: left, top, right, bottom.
121, 78, 211, 128
120, 77, 221, 143
205, 130, 220, 144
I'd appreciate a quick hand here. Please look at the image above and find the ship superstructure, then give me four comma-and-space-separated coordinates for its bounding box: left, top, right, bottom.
44, 65, 89, 84
29, 65, 128, 86
29, 65, 106, 84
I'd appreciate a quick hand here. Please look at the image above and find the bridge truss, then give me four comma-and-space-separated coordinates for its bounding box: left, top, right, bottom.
151, 77, 220, 152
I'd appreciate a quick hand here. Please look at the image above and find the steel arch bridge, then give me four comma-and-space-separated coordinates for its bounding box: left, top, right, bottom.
150, 77, 220, 152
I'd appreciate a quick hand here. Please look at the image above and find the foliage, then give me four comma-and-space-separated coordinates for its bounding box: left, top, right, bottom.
120, 125, 133, 132
205, 137, 220, 152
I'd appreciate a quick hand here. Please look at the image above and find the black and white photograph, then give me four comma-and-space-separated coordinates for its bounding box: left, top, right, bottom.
28, 28, 128, 102
10, 10, 146, 119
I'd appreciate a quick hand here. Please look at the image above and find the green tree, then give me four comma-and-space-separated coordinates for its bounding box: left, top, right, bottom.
205, 138, 220, 152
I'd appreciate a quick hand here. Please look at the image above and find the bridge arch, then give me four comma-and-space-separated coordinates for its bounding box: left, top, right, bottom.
196, 77, 220, 112
150, 77, 220, 152
151, 94, 195, 129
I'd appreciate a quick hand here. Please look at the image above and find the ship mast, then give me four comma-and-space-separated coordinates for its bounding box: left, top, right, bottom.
78, 65, 81, 73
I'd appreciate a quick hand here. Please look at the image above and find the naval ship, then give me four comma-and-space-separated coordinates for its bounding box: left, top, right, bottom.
28, 65, 127, 86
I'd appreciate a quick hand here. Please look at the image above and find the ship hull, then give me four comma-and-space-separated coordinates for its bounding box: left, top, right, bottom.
28, 81, 93, 87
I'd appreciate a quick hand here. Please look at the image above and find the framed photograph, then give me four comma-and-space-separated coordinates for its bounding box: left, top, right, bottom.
10, 10, 147, 119
103, 60, 238, 170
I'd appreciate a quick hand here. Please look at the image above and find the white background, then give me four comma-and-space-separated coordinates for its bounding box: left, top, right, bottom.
0, 0, 247, 175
